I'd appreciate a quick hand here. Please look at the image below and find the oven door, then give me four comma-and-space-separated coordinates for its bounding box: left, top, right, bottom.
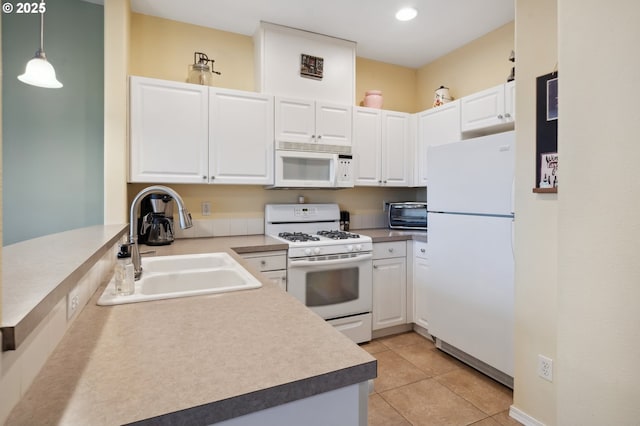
287, 252, 372, 320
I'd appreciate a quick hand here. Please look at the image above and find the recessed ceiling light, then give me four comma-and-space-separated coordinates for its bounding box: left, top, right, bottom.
395, 7, 418, 21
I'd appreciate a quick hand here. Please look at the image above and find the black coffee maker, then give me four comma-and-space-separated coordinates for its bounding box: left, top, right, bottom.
138, 194, 175, 246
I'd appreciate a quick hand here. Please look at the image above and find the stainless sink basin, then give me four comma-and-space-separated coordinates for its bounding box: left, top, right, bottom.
97, 252, 262, 306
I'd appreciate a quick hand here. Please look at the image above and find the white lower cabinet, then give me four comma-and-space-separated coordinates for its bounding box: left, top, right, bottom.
239, 251, 287, 291
413, 241, 429, 330
372, 241, 407, 330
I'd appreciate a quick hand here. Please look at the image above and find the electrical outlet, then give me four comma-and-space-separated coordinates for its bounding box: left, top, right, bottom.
382, 200, 389, 212
67, 285, 81, 320
537, 354, 553, 382
202, 201, 212, 216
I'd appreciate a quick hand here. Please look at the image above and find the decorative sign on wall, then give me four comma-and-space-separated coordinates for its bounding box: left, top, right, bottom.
300, 54, 324, 80
535, 71, 558, 191
540, 152, 558, 188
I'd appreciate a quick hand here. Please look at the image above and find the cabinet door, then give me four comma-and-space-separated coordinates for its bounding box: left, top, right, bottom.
381, 111, 411, 186
275, 97, 315, 144
372, 257, 407, 330
262, 270, 287, 291
352, 107, 382, 186
209, 89, 274, 185
315, 101, 352, 147
460, 84, 506, 133
415, 100, 461, 186
505, 80, 516, 123
130, 76, 209, 183
413, 242, 429, 330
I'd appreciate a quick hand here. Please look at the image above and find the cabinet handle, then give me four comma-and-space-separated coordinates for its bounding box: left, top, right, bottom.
373, 265, 378, 269
317, 135, 322, 139
420, 248, 426, 253
388, 248, 394, 253
311, 135, 316, 139
383, 180, 387, 184
505, 113, 511, 118
211, 176, 215, 180
497, 114, 504, 119
260, 260, 266, 266
202, 175, 207, 180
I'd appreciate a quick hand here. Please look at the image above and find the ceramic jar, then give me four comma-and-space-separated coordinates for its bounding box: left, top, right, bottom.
364, 90, 383, 109
433, 86, 453, 107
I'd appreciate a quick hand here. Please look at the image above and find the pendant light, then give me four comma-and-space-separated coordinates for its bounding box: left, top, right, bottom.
17, 1, 63, 89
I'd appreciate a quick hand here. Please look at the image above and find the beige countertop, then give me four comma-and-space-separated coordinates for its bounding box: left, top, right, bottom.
1, 224, 128, 351
356, 228, 427, 243
6, 235, 376, 425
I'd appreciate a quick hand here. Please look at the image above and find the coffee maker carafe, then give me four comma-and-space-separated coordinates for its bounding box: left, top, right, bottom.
138, 194, 175, 245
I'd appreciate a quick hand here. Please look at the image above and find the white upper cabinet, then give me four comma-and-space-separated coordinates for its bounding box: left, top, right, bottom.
415, 100, 461, 186
130, 76, 274, 185
460, 81, 515, 134
209, 89, 274, 185
352, 107, 382, 185
382, 111, 412, 186
352, 107, 411, 186
130, 76, 209, 184
275, 97, 351, 147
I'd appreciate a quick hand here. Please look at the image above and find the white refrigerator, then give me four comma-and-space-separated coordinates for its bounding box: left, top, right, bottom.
426, 131, 515, 385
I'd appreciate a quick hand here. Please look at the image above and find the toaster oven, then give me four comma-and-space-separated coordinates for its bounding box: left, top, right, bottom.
388, 202, 427, 230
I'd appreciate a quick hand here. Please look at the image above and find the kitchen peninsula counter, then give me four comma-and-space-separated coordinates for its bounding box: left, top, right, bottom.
6, 235, 376, 425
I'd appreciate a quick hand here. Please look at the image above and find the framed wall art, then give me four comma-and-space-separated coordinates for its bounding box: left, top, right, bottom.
300, 54, 324, 80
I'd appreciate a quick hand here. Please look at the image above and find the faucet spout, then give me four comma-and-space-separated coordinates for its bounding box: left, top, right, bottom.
129, 185, 193, 280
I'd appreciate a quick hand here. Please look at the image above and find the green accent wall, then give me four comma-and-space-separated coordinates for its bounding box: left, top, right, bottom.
2, 0, 104, 245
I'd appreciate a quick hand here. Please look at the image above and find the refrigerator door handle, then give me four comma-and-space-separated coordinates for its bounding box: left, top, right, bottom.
511, 219, 515, 260
511, 177, 515, 215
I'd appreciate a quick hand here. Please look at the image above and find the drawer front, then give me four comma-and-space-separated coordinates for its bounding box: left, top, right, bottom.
373, 241, 407, 259
241, 253, 287, 272
414, 241, 427, 259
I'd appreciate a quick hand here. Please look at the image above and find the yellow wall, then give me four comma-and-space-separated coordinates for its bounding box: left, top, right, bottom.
355, 57, 417, 112
416, 21, 515, 111
130, 13, 254, 91
104, 0, 130, 224
511, 0, 557, 424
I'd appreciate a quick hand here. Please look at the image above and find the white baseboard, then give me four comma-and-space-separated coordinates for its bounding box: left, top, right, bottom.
509, 405, 546, 426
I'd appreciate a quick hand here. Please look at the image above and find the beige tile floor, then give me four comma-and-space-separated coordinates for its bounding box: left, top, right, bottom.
361, 332, 522, 426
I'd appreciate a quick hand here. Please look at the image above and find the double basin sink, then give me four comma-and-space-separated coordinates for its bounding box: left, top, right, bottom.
98, 252, 262, 306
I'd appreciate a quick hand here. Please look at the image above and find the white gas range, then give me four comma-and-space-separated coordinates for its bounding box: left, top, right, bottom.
265, 204, 373, 343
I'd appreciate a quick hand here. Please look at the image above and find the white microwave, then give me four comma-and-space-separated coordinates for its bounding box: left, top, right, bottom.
273, 146, 354, 188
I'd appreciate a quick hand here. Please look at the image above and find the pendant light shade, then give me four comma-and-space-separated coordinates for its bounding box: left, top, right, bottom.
17, 2, 63, 89
18, 49, 62, 88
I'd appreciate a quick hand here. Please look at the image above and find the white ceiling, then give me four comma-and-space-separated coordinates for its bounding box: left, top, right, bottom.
130, 0, 515, 69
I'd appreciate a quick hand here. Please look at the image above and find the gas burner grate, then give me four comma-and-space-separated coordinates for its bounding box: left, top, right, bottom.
278, 232, 320, 242
316, 230, 361, 240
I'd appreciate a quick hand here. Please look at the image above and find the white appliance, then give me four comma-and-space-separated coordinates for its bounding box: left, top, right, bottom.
272, 143, 354, 188
426, 131, 515, 388
265, 204, 372, 343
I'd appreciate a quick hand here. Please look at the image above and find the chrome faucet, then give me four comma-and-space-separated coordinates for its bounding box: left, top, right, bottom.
129, 185, 193, 280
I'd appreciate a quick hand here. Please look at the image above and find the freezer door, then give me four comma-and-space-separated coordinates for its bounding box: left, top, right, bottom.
425, 212, 514, 376
427, 131, 514, 215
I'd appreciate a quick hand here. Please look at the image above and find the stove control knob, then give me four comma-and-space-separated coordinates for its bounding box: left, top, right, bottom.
347, 245, 354, 252
355, 244, 362, 251
313, 247, 321, 255
305, 248, 312, 256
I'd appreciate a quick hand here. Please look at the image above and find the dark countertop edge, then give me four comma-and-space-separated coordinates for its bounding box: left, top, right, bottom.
128, 361, 377, 426
230, 242, 289, 254
2, 225, 128, 351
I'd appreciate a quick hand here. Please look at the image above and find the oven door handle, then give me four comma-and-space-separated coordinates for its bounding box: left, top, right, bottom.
289, 253, 373, 268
